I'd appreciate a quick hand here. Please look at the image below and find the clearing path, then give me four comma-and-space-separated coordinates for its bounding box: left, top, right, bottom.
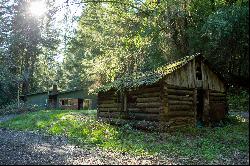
0, 128, 248, 165
0, 112, 249, 165
0, 129, 172, 165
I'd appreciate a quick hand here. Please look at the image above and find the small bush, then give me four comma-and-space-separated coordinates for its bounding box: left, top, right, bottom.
0, 101, 41, 116
227, 88, 249, 112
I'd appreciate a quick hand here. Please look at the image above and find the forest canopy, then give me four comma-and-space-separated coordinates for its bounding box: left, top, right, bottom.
0, 0, 249, 107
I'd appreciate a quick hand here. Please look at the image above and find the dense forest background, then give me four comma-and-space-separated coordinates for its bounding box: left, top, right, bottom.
0, 0, 249, 108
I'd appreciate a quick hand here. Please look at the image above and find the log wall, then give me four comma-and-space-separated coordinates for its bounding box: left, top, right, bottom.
126, 83, 162, 122
97, 84, 163, 122
97, 90, 123, 119
164, 84, 196, 128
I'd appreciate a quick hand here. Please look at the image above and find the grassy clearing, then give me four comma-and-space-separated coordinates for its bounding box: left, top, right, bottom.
0, 109, 248, 163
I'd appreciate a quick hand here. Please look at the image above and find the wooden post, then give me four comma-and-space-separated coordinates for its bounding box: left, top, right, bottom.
193, 88, 197, 127
203, 90, 210, 126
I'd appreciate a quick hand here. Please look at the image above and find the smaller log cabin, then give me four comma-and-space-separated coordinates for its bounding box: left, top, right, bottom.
97, 54, 228, 130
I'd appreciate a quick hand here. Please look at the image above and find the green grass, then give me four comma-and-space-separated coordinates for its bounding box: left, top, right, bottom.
0, 109, 248, 163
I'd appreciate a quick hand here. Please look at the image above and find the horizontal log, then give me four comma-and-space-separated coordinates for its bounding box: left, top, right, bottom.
169, 105, 193, 111
136, 92, 161, 98
136, 102, 162, 108
98, 108, 121, 112
167, 89, 194, 95
167, 95, 193, 101
128, 113, 159, 121
127, 103, 137, 108
98, 103, 121, 108
168, 100, 193, 105
128, 107, 161, 113
167, 84, 194, 91
98, 100, 116, 104
168, 111, 195, 117
130, 86, 161, 94
136, 97, 160, 103
210, 92, 226, 97
143, 86, 161, 92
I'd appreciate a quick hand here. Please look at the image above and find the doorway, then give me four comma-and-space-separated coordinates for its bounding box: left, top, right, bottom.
78, 99, 83, 110
196, 89, 204, 127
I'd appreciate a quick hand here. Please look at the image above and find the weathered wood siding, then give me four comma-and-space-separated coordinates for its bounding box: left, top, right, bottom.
164, 84, 196, 128
201, 63, 225, 92
165, 59, 225, 92
165, 59, 196, 88
209, 90, 227, 122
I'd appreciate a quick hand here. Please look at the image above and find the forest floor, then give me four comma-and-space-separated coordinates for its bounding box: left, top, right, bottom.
0, 110, 249, 165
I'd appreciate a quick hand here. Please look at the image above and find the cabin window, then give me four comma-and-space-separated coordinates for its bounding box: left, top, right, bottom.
196, 66, 202, 80
83, 99, 92, 110
60, 98, 74, 106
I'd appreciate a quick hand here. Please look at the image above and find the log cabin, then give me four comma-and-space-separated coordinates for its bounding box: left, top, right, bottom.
97, 53, 228, 130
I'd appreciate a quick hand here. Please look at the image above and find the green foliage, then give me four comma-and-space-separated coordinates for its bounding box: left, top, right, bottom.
227, 88, 249, 112
0, 0, 60, 102
0, 101, 42, 116
0, 109, 248, 163
0, 0, 249, 109
60, 0, 249, 94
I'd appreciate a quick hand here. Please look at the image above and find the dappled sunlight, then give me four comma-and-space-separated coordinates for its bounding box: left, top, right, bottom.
29, 0, 47, 17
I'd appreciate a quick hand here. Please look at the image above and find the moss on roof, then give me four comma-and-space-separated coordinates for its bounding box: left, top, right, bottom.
97, 54, 199, 92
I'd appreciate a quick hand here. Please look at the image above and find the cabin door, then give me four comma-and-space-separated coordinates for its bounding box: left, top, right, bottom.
196, 89, 204, 127
196, 89, 210, 127
78, 99, 83, 110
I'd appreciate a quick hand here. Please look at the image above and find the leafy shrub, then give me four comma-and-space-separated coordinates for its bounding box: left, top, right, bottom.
0, 100, 41, 116
227, 88, 249, 112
